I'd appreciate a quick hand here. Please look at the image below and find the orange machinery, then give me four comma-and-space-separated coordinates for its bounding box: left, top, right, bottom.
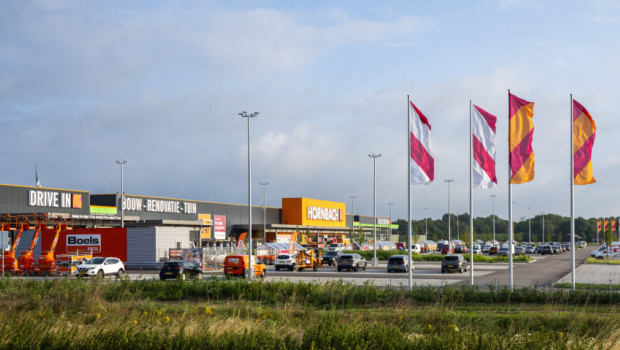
16, 214, 47, 276
2, 215, 30, 275
37, 217, 72, 276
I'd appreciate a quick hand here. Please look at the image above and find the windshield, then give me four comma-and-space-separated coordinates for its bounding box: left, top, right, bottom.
324, 251, 338, 257
164, 261, 182, 267
340, 255, 353, 259
444, 256, 458, 261
88, 257, 106, 264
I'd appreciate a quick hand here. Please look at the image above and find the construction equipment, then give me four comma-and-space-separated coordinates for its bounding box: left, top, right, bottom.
296, 249, 322, 272
16, 214, 47, 276
2, 215, 30, 275
37, 217, 72, 276
56, 253, 93, 276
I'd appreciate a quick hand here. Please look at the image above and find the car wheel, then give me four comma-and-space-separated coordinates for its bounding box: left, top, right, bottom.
260, 269, 266, 278
441, 269, 446, 273
597, 256, 603, 260
241, 268, 246, 278
313, 264, 317, 272
160, 277, 166, 281
117, 269, 124, 277
387, 269, 391, 273
337, 267, 342, 272
362, 263, 367, 271
195, 272, 203, 280
353, 266, 358, 272
347, 268, 351, 272
275, 266, 280, 271
97, 270, 104, 278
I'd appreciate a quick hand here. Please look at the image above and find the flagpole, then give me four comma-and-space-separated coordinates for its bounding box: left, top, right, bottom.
407, 94, 413, 291
570, 94, 576, 291
508, 89, 514, 291
469, 100, 474, 286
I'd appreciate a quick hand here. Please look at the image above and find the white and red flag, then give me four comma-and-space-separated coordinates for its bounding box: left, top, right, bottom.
409, 101, 434, 184
472, 104, 497, 189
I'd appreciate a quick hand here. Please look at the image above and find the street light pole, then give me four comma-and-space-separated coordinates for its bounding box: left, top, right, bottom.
527, 207, 532, 243
350, 195, 356, 216
368, 154, 381, 267
388, 202, 394, 241
116, 160, 127, 228
260, 182, 269, 243
444, 179, 454, 243
490, 195, 497, 243
542, 212, 546, 243
424, 208, 429, 237
240, 111, 259, 279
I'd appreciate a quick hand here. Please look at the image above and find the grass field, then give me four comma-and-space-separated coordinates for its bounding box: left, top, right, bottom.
0, 277, 618, 349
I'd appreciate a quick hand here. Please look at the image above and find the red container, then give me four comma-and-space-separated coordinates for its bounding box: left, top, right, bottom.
40, 227, 127, 262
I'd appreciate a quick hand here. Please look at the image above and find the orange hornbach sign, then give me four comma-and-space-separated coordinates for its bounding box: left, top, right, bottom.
282, 198, 346, 228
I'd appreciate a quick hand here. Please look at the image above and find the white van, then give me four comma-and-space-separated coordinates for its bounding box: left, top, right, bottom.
608, 242, 620, 260
328, 243, 345, 251
590, 244, 606, 258
410, 244, 421, 254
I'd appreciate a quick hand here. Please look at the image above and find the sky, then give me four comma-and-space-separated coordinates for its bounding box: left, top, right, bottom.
1, 0, 619, 222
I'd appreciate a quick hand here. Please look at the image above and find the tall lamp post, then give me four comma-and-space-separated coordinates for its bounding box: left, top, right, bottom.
350, 195, 356, 216
542, 212, 546, 243
240, 111, 259, 279
116, 160, 127, 228
368, 154, 381, 267
527, 207, 532, 243
490, 194, 497, 243
424, 208, 429, 238
444, 179, 454, 242
388, 202, 394, 241
260, 182, 269, 243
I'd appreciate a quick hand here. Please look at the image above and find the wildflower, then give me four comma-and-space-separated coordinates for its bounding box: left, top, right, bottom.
205, 307, 212, 315
96, 313, 101, 319
143, 311, 148, 316
37, 294, 41, 300
449, 324, 459, 332
559, 332, 563, 338
427, 324, 433, 330
133, 320, 138, 325
164, 316, 170, 324
157, 309, 163, 316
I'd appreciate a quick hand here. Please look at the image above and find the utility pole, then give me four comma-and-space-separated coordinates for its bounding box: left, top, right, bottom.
527, 207, 532, 243
444, 179, 454, 242
260, 182, 269, 243
490, 195, 497, 243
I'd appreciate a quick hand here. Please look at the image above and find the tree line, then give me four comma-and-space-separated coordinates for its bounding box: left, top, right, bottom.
393, 213, 603, 244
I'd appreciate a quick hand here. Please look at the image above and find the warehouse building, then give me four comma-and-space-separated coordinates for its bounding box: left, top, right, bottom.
1, 183, 396, 267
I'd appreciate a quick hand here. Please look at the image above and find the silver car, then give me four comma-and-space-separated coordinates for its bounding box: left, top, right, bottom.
336, 254, 367, 272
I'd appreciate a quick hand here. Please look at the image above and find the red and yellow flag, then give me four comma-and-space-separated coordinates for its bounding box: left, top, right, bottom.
509, 93, 535, 184
597, 219, 601, 232
613, 219, 617, 232
604, 218, 609, 231
573, 99, 596, 185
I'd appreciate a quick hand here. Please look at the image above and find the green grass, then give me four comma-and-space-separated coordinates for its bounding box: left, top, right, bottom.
0, 278, 618, 349
585, 257, 620, 265
554, 282, 620, 290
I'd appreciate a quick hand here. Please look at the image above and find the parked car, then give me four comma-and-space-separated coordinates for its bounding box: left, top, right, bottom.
541, 245, 554, 255
591, 249, 607, 259
562, 243, 571, 252
472, 244, 482, 254
514, 246, 525, 256
336, 254, 367, 272
498, 247, 511, 257
321, 250, 342, 266
275, 253, 298, 271
327, 243, 345, 251
440, 242, 455, 255
525, 245, 536, 254
488, 246, 499, 255
454, 245, 468, 254
77, 257, 125, 278
482, 244, 492, 254
387, 255, 413, 273
536, 245, 543, 254
590, 244, 606, 258
551, 244, 561, 254
159, 261, 203, 281
441, 254, 468, 273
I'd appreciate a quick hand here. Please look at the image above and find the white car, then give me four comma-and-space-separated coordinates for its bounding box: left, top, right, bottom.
472, 245, 482, 254
77, 257, 125, 277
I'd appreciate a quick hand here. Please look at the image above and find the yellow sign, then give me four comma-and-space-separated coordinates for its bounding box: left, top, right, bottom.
282, 198, 346, 228
199, 214, 212, 239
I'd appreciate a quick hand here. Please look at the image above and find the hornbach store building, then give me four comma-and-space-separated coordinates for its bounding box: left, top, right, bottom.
0, 183, 396, 248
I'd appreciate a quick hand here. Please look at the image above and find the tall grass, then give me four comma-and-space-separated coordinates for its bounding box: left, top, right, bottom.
0, 278, 618, 349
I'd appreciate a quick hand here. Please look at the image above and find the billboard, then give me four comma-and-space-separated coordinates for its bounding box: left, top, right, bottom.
66, 234, 101, 253
214, 215, 226, 240
282, 198, 346, 228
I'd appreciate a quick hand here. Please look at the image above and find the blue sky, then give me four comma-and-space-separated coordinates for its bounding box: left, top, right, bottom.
1, 0, 619, 222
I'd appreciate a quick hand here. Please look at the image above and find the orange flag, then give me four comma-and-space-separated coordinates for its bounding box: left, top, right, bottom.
509, 93, 535, 184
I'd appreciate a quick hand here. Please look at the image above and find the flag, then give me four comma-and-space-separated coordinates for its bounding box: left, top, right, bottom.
509, 93, 535, 184
597, 219, 601, 232
409, 100, 434, 184
573, 99, 596, 185
604, 218, 609, 231
612, 219, 617, 232
472, 104, 497, 189
35, 164, 41, 187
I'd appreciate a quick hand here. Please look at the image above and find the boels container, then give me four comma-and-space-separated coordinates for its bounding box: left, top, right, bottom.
224, 255, 266, 278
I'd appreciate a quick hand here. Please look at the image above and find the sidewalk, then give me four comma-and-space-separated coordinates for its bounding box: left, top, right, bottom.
556, 264, 620, 285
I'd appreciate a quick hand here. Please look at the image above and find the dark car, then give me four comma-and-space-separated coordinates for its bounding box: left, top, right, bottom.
321, 250, 342, 266
541, 245, 554, 255
336, 254, 367, 272
441, 254, 468, 273
536, 245, 543, 254
454, 245, 468, 254
159, 261, 203, 281
387, 255, 413, 273
562, 243, 571, 252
